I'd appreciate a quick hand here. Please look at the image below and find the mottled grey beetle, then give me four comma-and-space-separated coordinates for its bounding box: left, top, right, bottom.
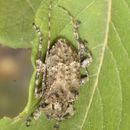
26, 0, 92, 129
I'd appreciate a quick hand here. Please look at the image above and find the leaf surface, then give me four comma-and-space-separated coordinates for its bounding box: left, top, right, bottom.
0, 0, 130, 130
0, 0, 42, 48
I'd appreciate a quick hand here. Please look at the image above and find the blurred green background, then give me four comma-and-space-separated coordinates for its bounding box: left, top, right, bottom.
0, 44, 32, 118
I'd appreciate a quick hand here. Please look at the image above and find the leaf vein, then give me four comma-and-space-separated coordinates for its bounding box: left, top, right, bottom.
111, 21, 130, 62
26, 0, 35, 13
107, 46, 123, 130
122, 0, 130, 13
79, 0, 112, 129
59, 0, 96, 34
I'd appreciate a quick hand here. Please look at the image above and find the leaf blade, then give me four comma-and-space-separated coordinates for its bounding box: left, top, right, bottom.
0, 0, 130, 130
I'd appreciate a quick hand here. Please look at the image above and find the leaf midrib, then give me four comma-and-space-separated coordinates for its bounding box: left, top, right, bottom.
79, 0, 112, 129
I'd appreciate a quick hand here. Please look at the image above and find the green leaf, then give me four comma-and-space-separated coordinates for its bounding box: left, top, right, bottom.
0, 0, 130, 130
0, 0, 42, 48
